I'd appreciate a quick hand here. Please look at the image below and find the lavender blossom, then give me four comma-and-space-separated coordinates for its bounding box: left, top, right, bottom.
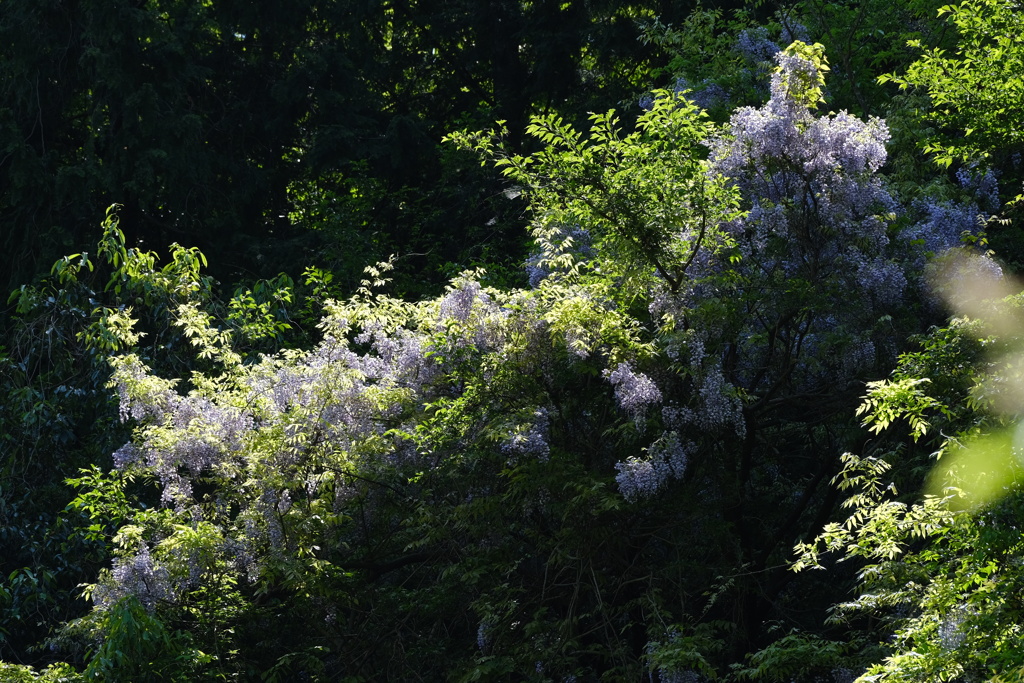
605, 362, 662, 419
615, 432, 689, 501
476, 621, 493, 651
93, 544, 172, 612
840, 340, 876, 377
956, 165, 1001, 213
647, 629, 706, 682
526, 225, 594, 287
501, 409, 551, 462
256, 488, 287, 550
780, 21, 810, 45
112, 442, 143, 468
735, 27, 779, 64
696, 367, 744, 433
705, 42, 908, 405
659, 671, 704, 683
929, 249, 1005, 312
938, 605, 971, 650
905, 198, 986, 257
672, 77, 729, 111
115, 391, 254, 507
439, 280, 482, 323
110, 355, 177, 424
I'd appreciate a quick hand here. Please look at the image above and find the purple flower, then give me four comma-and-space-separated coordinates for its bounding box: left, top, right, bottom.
502, 409, 551, 462
735, 27, 779, 64
703, 42, 911, 405
956, 165, 1001, 213
906, 198, 986, 256
525, 225, 594, 287
780, 22, 810, 45
615, 432, 689, 501
439, 280, 482, 323
94, 544, 172, 612
112, 442, 143, 468
605, 363, 662, 419
476, 621, 492, 651
672, 77, 729, 111
696, 367, 744, 433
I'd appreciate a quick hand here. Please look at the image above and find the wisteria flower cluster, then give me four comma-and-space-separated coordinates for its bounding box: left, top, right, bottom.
615, 431, 689, 502
67, 35, 1022, 680
91, 544, 172, 612
641, 77, 729, 113
735, 26, 781, 64
704, 41, 908, 396
98, 292, 453, 609
501, 409, 551, 463
93, 263, 675, 617
956, 165, 1000, 214
604, 362, 663, 420
904, 192, 994, 265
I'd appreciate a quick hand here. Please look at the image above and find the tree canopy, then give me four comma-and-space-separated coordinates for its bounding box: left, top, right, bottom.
4, 1, 1024, 681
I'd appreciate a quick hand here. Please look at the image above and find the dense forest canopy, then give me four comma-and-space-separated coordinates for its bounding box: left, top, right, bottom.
4, 0, 1024, 681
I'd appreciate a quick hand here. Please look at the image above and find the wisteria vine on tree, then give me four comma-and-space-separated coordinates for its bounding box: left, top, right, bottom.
45, 40, 1003, 681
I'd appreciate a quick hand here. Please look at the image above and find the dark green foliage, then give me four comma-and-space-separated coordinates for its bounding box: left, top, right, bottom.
0, 0, 692, 299
878, 0, 1024, 268
0, 207, 297, 668
880, 0, 1024, 170
81, 597, 202, 682
800, 0, 950, 118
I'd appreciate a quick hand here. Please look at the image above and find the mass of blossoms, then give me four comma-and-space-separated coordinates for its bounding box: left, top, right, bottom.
41, 35, 1009, 683
85, 42, 987, 621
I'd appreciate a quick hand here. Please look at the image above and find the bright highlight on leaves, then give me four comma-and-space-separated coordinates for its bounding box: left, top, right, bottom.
926, 425, 1024, 508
